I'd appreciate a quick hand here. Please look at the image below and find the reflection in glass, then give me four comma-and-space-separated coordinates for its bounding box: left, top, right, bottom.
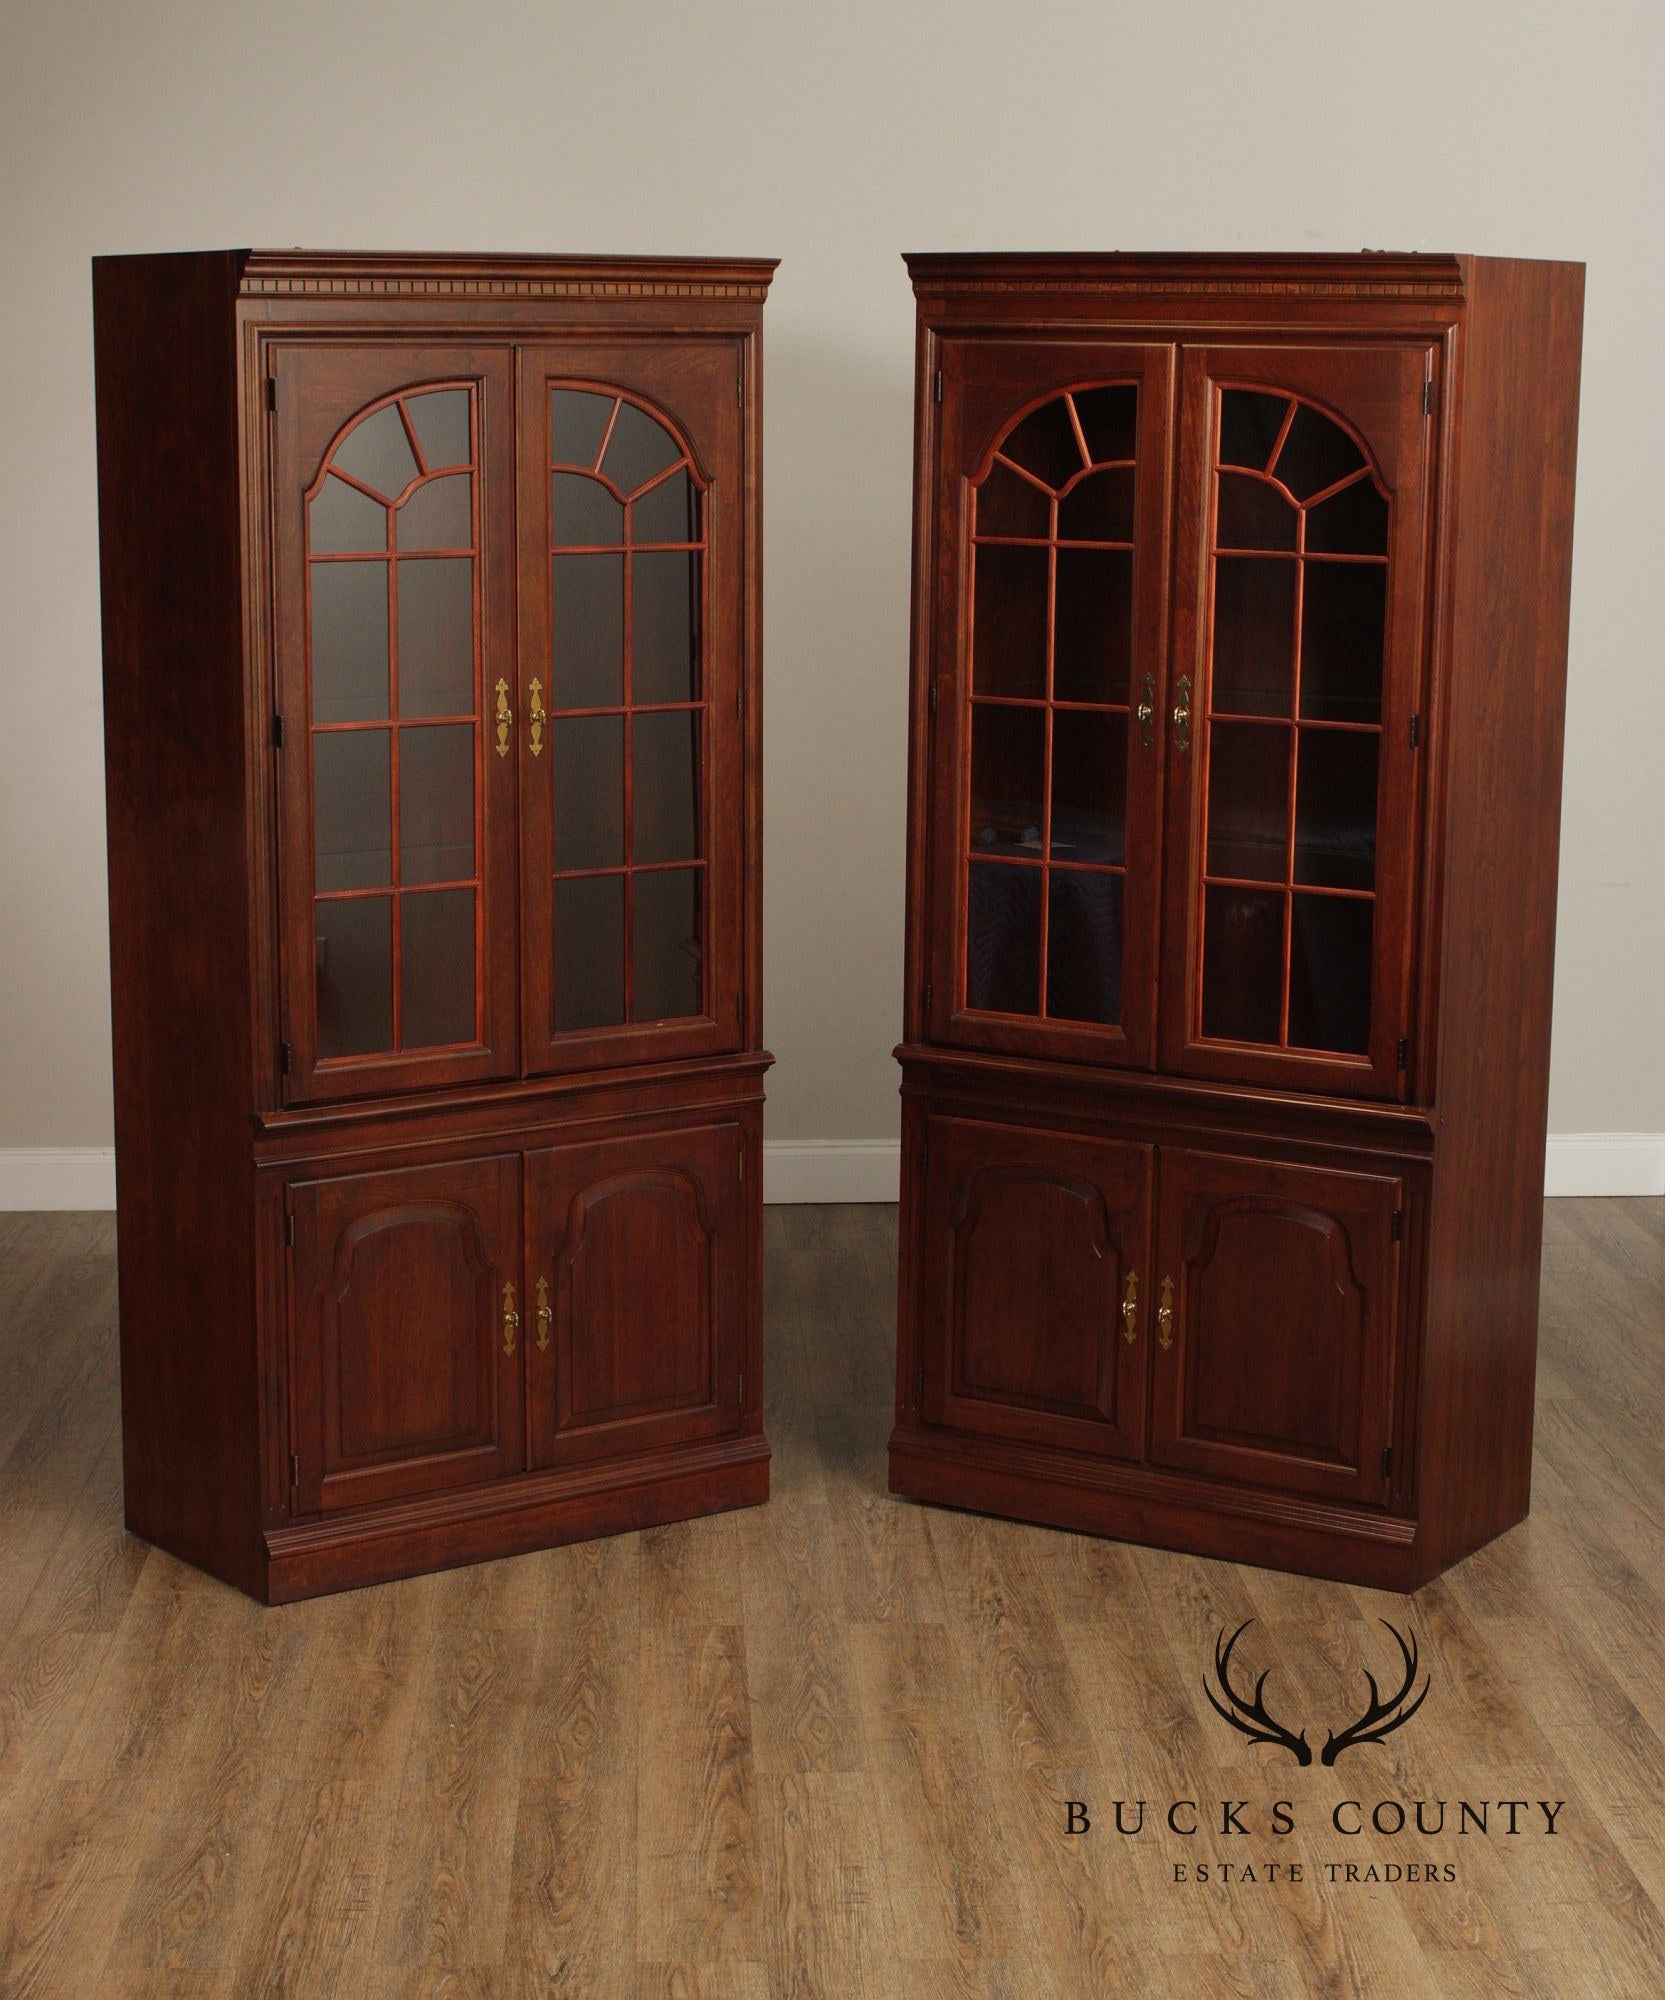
1202, 885, 1283, 1044
554, 875, 625, 1031
1305, 477, 1388, 555
1272, 402, 1364, 501
633, 551, 699, 705
1053, 548, 1132, 703
1216, 472, 1296, 551
999, 398, 1082, 488
316, 896, 393, 1059
633, 711, 700, 863
1294, 731, 1379, 890
311, 561, 389, 723
551, 389, 615, 469
1057, 467, 1133, 543
633, 467, 698, 545
1219, 390, 1290, 472
405, 389, 472, 471
1289, 895, 1372, 1053
552, 472, 623, 546
970, 705, 1045, 856
1212, 558, 1295, 716
1047, 871, 1123, 1024
396, 474, 471, 552
1050, 710, 1126, 863
401, 888, 476, 1048
1207, 722, 1289, 882
551, 553, 624, 708
976, 460, 1051, 538
1300, 562, 1386, 722
310, 475, 387, 554
314, 730, 391, 891
332, 403, 417, 499
601, 400, 681, 493
397, 559, 474, 718
399, 724, 475, 885
972, 543, 1048, 697
1072, 384, 1138, 465
634, 868, 702, 1021
967, 863, 1041, 1015
552, 715, 624, 870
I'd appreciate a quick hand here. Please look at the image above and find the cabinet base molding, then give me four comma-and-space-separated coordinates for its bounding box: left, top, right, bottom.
258, 1434, 769, 1604
889, 1425, 1469, 1592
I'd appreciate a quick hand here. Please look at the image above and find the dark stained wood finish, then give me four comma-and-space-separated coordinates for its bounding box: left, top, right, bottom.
92, 250, 776, 1602
892, 252, 1584, 1589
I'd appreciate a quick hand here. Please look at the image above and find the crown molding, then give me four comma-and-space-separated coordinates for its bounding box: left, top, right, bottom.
903, 251, 1466, 302
237, 251, 780, 303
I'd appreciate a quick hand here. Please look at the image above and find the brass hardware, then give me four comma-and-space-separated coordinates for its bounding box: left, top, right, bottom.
1157, 1276, 1175, 1350
1172, 676, 1192, 754
502, 1279, 519, 1356
535, 1276, 552, 1353
529, 678, 546, 758
1137, 673, 1155, 750
1121, 1270, 1140, 1343
494, 679, 513, 759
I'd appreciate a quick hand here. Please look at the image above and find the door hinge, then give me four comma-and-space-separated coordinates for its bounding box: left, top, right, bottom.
285, 1209, 295, 1248
934, 369, 943, 404
1382, 1446, 1394, 1480
1422, 377, 1433, 417
922, 981, 933, 1015
1396, 1036, 1408, 1072
1409, 712, 1421, 749
928, 679, 938, 717
280, 1040, 293, 1075
289, 1451, 300, 1487
266, 376, 278, 414
920, 1140, 929, 1174
736, 366, 744, 407
271, 713, 285, 751
1391, 1207, 1404, 1242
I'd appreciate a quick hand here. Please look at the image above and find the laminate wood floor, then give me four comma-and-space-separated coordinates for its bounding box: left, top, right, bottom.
0, 1200, 1661, 1997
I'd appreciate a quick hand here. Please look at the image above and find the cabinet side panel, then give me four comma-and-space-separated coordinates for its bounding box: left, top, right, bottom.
93, 251, 261, 1592
1421, 258, 1584, 1573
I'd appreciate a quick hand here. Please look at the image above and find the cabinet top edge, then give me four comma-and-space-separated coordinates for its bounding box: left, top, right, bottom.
93, 249, 781, 301
903, 250, 1482, 301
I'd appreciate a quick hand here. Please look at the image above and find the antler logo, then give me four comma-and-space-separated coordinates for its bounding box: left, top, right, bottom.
1204, 1619, 1430, 1767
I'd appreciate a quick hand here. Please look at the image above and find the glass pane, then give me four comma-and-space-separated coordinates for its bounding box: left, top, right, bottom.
1050, 710, 1127, 864
311, 561, 389, 723
1300, 563, 1386, 723
972, 544, 1049, 698
310, 475, 387, 554
633, 468, 698, 545
554, 875, 625, 1032
552, 716, 623, 870
1057, 467, 1133, 543
970, 705, 1045, 857
1272, 402, 1365, 502
405, 389, 471, 472
634, 868, 702, 1022
633, 711, 700, 863
396, 474, 471, 552
314, 730, 390, 891
332, 403, 418, 500
316, 896, 393, 1059
1216, 472, 1296, 552
401, 889, 476, 1048
1201, 885, 1284, 1044
399, 724, 475, 885
633, 551, 700, 705
1294, 730, 1379, 890
551, 389, 615, 469
1000, 397, 1082, 488
1207, 722, 1289, 883
552, 472, 623, 547
1212, 558, 1296, 717
600, 400, 681, 494
551, 553, 624, 708
1289, 895, 1372, 1053
976, 461, 1050, 538
1305, 478, 1388, 556
1073, 385, 1138, 465
966, 863, 1041, 1015
1054, 548, 1133, 704
397, 559, 474, 718
1047, 870, 1123, 1025
1219, 390, 1290, 473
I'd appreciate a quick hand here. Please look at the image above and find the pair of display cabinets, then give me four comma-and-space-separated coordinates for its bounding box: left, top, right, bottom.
93, 250, 1581, 1603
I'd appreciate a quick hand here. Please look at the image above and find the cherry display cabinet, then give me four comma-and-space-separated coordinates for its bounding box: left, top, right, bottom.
890, 252, 1584, 1589
93, 251, 775, 1602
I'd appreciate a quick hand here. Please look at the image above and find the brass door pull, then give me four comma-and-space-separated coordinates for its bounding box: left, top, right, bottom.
1157, 1275, 1175, 1350
494, 679, 513, 759
502, 1279, 519, 1356
1121, 1270, 1140, 1343
535, 1275, 552, 1353
1137, 673, 1155, 750
529, 678, 546, 758
1172, 676, 1192, 755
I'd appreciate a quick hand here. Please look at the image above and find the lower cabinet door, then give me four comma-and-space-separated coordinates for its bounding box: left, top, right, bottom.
1149, 1149, 1402, 1504
289, 1153, 525, 1513
920, 1114, 1153, 1458
525, 1122, 743, 1467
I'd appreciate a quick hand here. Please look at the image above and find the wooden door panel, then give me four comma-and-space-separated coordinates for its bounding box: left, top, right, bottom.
922, 1114, 1152, 1457
289, 1154, 523, 1513
526, 1123, 742, 1466
1150, 1150, 1402, 1502
925, 339, 1176, 1070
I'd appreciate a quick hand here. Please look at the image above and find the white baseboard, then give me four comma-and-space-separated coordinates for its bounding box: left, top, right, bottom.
0, 1135, 1659, 1211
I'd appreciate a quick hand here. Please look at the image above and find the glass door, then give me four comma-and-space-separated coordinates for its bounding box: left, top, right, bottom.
516, 342, 744, 1074
926, 340, 1175, 1065
1159, 345, 1435, 1099
272, 344, 518, 1104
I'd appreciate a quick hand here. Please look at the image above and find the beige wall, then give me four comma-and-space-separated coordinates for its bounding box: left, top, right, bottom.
2, 0, 1661, 1164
